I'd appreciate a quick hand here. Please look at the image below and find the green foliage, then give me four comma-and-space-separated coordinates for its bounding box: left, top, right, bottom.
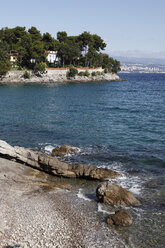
104, 68, 108, 73
57, 40, 80, 67
78, 70, 90, 77
0, 42, 10, 77
91, 71, 96, 76
96, 71, 101, 76
84, 70, 90, 77
57, 31, 67, 43
67, 67, 78, 78
33, 62, 46, 76
42, 32, 59, 51
28, 26, 42, 42
0, 26, 121, 73
78, 71, 84, 76
101, 54, 121, 73
23, 70, 30, 79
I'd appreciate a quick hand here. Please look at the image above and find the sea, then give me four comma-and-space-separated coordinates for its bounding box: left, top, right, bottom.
0, 73, 164, 247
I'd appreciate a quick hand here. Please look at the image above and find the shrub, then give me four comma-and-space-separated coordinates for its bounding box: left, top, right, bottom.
91, 71, 96, 77
101, 71, 105, 76
78, 71, 84, 76
0, 43, 10, 78
67, 67, 78, 78
23, 71, 30, 79
96, 71, 101, 76
104, 68, 108, 73
84, 70, 90, 77
33, 62, 46, 76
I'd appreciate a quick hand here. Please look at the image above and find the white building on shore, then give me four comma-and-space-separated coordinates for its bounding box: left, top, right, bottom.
46, 51, 59, 64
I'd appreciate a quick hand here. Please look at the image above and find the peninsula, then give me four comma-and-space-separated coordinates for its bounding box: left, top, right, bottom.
0, 26, 121, 83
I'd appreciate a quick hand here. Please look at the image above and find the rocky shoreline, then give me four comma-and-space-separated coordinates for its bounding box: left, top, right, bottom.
0, 140, 121, 180
0, 140, 141, 247
0, 70, 122, 84
0, 157, 128, 248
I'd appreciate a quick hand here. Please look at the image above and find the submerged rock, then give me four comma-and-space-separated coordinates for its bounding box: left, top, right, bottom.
107, 209, 133, 227
96, 182, 141, 206
0, 140, 121, 180
144, 179, 158, 188
52, 145, 79, 157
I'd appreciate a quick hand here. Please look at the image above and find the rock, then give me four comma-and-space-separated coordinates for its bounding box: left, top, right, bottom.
0, 140, 121, 180
107, 209, 133, 227
144, 179, 158, 188
52, 145, 79, 157
96, 182, 141, 206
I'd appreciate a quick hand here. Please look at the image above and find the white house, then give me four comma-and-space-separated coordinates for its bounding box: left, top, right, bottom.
46, 50, 59, 64
9, 50, 18, 63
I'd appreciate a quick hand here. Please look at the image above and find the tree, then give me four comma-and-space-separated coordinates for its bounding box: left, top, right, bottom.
77, 31, 92, 55
92, 34, 106, 51
57, 40, 80, 67
109, 58, 121, 73
31, 40, 46, 63
57, 31, 67, 43
28, 26, 42, 42
17, 33, 33, 68
1, 26, 27, 50
0, 42, 10, 77
77, 32, 106, 67
101, 53, 121, 73
0, 26, 121, 72
42, 32, 59, 51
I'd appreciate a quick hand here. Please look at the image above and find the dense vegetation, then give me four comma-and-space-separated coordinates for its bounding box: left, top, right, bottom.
0, 42, 10, 77
0, 26, 121, 76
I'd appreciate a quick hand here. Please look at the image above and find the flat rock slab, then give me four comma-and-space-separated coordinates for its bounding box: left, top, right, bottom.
0, 140, 121, 180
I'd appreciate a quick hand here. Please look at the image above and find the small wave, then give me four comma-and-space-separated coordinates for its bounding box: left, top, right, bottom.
77, 189, 91, 201
129, 184, 142, 195
44, 145, 55, 154
97, 203, 114, 215
63, 147, 81, 157
38, 142, 51, 145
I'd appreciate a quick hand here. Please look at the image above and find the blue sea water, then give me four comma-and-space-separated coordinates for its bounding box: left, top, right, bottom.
0, 73, 165, 247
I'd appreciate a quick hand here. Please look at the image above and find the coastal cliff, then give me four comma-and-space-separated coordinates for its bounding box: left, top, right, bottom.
0, 68, 120, 84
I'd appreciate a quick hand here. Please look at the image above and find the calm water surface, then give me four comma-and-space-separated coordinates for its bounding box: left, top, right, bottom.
0, 73, 165, 247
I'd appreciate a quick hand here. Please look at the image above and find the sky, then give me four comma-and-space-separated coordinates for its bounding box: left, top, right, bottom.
0, 0, 165, 59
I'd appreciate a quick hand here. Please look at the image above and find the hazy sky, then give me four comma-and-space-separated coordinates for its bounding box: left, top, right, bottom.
1, 0, 165, 58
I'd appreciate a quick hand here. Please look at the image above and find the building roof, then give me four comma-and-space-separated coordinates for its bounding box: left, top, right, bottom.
46, 50, 57, 55
9, 50, 18, 56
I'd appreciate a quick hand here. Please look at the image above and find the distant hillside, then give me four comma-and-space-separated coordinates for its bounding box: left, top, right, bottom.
112, 56, 165, 66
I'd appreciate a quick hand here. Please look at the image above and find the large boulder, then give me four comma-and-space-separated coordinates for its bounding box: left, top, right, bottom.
96, 182, 141, 206
107, 209, 133, 227
52, 145, 79, 157
0, 140, 121, 180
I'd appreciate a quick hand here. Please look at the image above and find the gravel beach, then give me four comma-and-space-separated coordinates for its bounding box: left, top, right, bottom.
0, 157, 127, 248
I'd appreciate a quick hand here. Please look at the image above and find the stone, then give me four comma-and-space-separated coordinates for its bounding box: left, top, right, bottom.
107, 209, 133, 227
96, 182, 141, 206
52, 145, 79, 156
0, 140, 121, 181
144, 179, 158, 188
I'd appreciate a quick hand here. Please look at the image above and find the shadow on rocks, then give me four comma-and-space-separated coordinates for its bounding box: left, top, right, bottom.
3, 245, 20, 248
